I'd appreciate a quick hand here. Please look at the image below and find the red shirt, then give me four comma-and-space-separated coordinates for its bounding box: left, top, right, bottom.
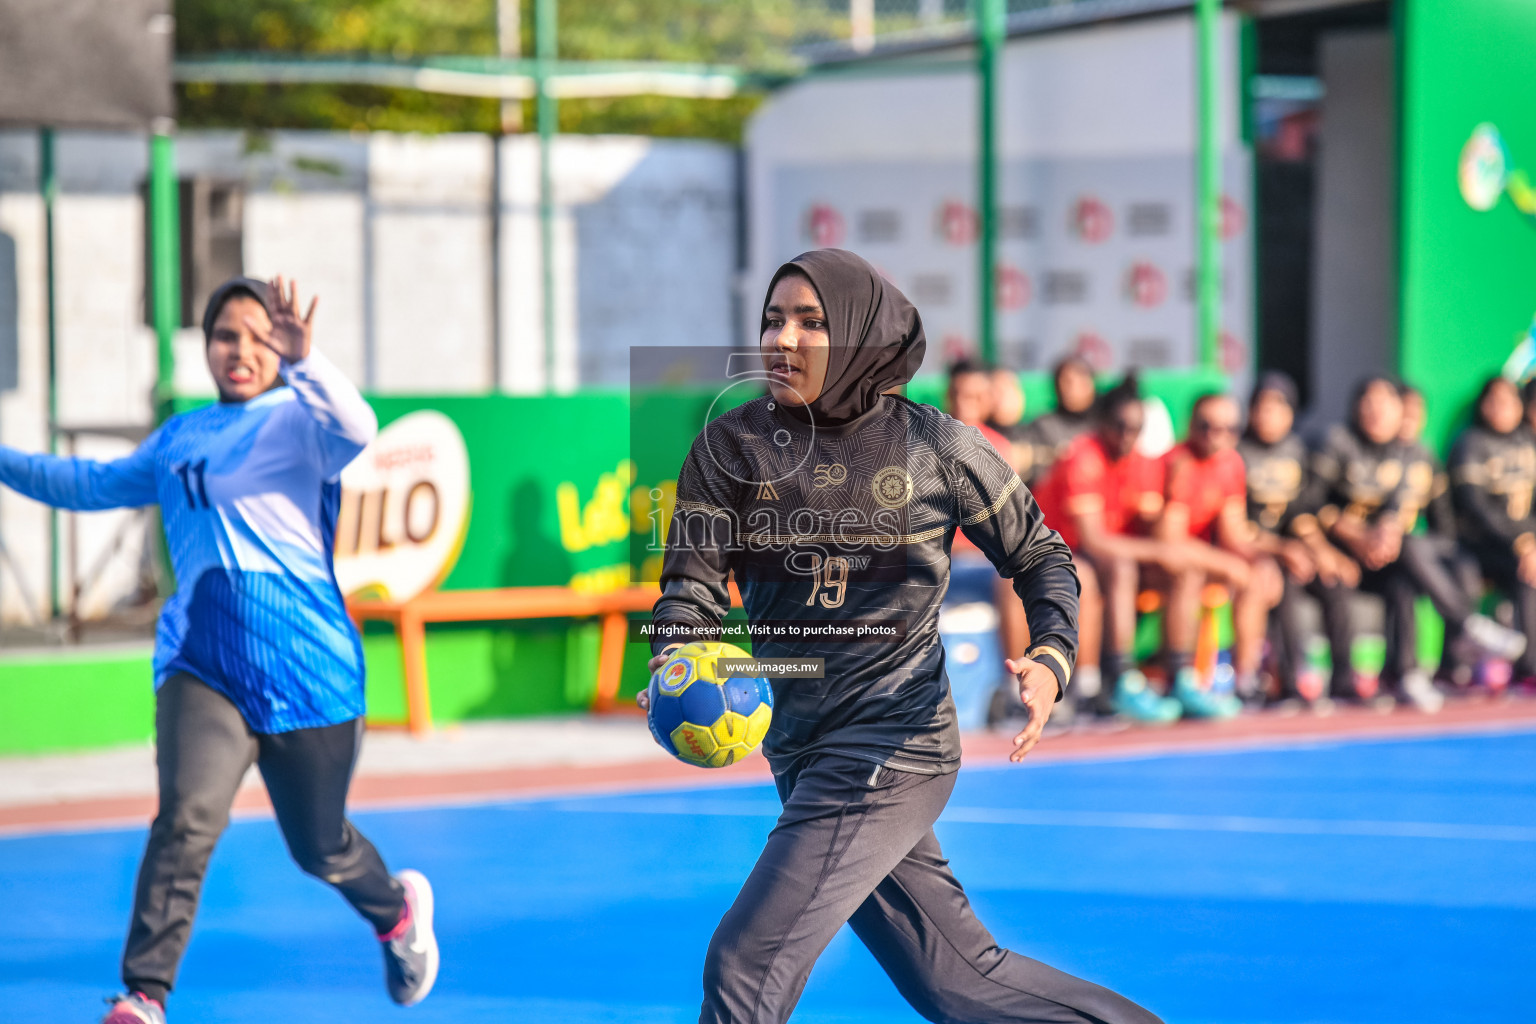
1163, 442, 1246, 542
1034, 433, 1165, 550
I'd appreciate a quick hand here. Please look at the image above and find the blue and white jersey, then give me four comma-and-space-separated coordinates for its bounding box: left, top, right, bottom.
0, 351, 376, 733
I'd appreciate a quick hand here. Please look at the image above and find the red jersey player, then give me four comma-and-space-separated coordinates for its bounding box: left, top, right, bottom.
1159, 394, 1283, 714
1035, 377, 1185, 722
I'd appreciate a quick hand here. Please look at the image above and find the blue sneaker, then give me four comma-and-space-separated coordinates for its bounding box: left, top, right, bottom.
1112, 670, 1182, 723
1172, 667, 1241, 719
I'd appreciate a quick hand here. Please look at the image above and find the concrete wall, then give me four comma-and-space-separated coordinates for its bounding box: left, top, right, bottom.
0, 129, 737, 625
746, 12, 1254, 386
1308, 30, 1396, 431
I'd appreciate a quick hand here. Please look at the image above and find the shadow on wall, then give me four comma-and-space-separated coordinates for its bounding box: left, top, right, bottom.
575, 143, 739, 387
463, 477, 584, 718
0, 231, 18, 395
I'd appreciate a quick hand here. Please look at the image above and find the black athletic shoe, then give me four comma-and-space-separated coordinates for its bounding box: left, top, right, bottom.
381, 869, 439, 1006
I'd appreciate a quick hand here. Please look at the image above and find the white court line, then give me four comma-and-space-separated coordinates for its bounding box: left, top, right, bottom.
549, 798, 1536, 843
938, 807, 1536, 843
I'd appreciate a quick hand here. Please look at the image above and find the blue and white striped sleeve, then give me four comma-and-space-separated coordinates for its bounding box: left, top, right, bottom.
0, 430, 162, 511
280, 349, 378, 479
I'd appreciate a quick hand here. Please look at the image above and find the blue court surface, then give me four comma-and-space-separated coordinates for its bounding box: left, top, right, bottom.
5, 729, 1535, 1023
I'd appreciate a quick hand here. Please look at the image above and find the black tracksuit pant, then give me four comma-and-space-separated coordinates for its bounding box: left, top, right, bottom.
700, 753, 1162, 1024
122, 673, 405, 1003
1312, 562, 1421, 687
1311, 535, 1482, 689
1466, 539, 1536, 677
1398, 534, 1483, 676
1274, 574, 1323, 698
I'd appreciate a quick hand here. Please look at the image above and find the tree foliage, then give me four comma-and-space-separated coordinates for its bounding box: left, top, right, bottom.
174, 0, 819, 140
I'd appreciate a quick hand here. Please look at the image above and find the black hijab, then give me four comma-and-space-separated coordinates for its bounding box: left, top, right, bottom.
201, 276, 272, 343
1472, 375, 1519, 434
1348, 374, 1402, 449
1243, 370, 1299, 445
1249, 370, 1299, 412
760, 249, 927, 426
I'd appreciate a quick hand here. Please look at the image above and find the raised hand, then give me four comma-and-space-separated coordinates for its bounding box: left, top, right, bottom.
245, 275, 317, 363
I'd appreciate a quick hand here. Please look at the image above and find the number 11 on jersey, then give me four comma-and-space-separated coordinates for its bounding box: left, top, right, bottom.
175, 459, 210, 509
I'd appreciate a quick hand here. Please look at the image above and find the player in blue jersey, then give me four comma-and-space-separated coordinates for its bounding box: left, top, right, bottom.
0, 276, 438, 1023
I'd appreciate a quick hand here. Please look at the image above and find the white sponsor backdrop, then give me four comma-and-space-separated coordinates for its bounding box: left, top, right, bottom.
748, 11, 1253, 391
771, 152, 1252, 377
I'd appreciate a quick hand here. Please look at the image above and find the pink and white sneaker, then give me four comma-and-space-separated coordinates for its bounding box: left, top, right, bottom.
381, 869, 439, 1006
101, 992, 165, 1024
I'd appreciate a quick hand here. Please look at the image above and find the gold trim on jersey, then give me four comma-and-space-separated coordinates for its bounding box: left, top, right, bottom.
960, 474, 1021, 526
675, 499, 734, 518
745, 524, 951, 547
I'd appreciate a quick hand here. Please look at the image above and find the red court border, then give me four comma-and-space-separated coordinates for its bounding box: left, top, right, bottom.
5, 698, 1536, 837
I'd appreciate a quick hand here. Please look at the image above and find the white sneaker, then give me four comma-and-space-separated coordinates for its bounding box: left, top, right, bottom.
382, 869, 439, 1006
1399, 669, 1445, 714
1464, 614, 1527, 662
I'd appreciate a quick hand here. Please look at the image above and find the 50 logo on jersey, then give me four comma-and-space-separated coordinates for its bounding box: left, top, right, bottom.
333, 411, 471, 602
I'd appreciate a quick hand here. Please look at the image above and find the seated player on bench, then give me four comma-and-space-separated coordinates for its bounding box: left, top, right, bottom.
1159, 393, 1281, 716
1449, 375, 1536, 688
1237, 372, 1356, 709
1018, 355, 1097, 487
1306, 377, 1522, 711
1034, 376, 1187, 722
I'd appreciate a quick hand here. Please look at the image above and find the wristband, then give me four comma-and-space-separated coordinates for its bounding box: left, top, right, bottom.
1025, 645, 1072, 689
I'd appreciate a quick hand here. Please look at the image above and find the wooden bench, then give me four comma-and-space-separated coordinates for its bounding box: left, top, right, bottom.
348, 583, 741, 736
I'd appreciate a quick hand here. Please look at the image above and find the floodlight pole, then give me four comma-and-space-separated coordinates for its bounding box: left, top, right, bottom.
39, 127, 59, 621
1196, 0, 1222, 371
976, 0, 1004, 365
537, 0, 558, 392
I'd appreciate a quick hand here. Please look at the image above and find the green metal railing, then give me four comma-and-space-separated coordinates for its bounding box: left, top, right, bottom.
1195, 0, 1222, 372
160, 0, 1227, 405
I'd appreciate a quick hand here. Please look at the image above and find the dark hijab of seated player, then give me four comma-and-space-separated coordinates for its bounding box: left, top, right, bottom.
759, 248, 926, 426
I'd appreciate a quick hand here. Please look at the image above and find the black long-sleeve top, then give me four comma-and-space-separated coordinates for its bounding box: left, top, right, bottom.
1296, 424, 1412, 536
1017, 409, 1092, 486
1401, 438, 1455, 537
652, 394, 1079, 777
1448, 424, 1536, 554
1237, 431, 1309, 535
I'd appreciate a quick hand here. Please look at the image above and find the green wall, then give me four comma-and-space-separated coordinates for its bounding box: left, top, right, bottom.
1399, 0, 1536, 449
0, 648, 157, 755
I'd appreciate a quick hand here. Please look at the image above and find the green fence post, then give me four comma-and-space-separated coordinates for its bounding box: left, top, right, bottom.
1196, 0, 1222, 371
39, 127, 59, 621
537, 0, 558, 392
149, 132, 180, 421
147, 132, 181, 602
976, 0, 1004, 365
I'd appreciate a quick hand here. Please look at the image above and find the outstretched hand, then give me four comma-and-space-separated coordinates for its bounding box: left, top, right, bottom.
1003, 657, 1060, 762
245, 275, 316, 363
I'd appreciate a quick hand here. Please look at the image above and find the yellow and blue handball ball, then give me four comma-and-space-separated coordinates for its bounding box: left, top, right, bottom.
647, 641, 774, 768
